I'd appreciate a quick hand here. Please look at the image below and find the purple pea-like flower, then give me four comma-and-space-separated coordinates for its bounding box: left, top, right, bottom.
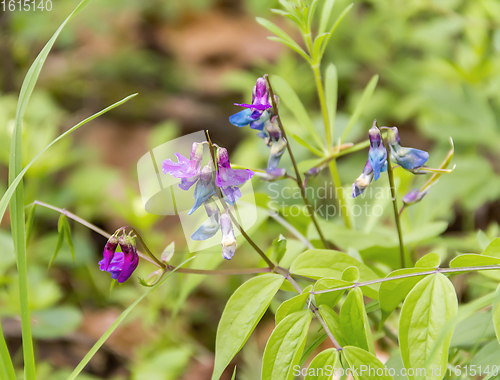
229, 76, 272, 131
352, 161, 374, 198
234, 77, 272, 119
191, 199, 221, 240
189, 162, 217, 215
385, 127, 429, 171
216, 147, 254, 205
99, 234, 139, 283
98, 235, 119, 271
368, 121, 387, 181
162, 142, 204, 190
220, 211, 237, 260
402, 188, 429, 206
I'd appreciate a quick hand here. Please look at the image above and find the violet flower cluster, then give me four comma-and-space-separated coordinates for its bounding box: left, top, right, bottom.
229, 76, 287, 179
99, 232, 139, 283
352, 120, 430, 199
162, 142, 253, 260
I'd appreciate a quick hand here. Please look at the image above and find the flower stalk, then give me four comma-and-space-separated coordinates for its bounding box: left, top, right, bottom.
383, 136, 406, 268
264, 75, 330, 248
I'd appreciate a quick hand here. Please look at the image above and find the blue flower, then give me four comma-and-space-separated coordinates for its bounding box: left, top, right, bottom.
368, 121, 387, 181
191, 199, 220, 240
189, 163, 217, 215
265, 116, 287, 171
385, 127, 429, 170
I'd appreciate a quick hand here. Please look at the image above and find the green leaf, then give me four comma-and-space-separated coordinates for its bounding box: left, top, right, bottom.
450, 254, 500, 268
262, 311, 312, 380
256, 18, 310, 62
290, 250, 380, 299
342, 346, 393, 380
299, 334, 327, 367
318, 305, 348, 347
61, 215, 75, 260
270, 76, 325, 150
0, 321, 15, 380
313, 278, 350, 308
304, 348, 338, 380
25, 203, 37, 245
312, 33, 329, 62
276, 285, 312, 325
341, 74, 378, 142
325, 64, 338, 142
67, 258, 192, 380
399, 273, 458, 380
212, 274, 285, 380
379, 267, 434, 318
340, 288, 375, 354
342, 266, 360, 282
267, 37, 312, 62
415, 252, 441, 268
272, 235, 288, 264
318, 0, 336, 35
49, 215, 66, 268
481, 237, 500, 257
292, 134, 325, 157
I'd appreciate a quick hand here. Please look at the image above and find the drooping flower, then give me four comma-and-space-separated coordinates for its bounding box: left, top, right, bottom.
352, 161, 374, 198
189, 162, 217, 215
162, 142, 204, 190
98, 235, 119, 271
99, 234, 139, 283
255, 168, 287, 182
265, 116, 287, 171
384, 127, 429, 171
220, 211, 237, 260
368, 121, 387, 181
402, 188, 429, 206
191, 199, 221, 240
216, 147, 254, 205
230, 77, 273, 131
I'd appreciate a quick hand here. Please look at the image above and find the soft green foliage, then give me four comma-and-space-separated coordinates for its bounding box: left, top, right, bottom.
399, 274, 458, 380
342, 346, 393, 380
275, 285, 312, 324
304, 348, 337, 380
261, 310, 311, 380
212, 274, 284, 380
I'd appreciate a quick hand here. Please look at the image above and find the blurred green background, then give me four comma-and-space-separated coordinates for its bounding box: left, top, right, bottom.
1, 0, 500, 378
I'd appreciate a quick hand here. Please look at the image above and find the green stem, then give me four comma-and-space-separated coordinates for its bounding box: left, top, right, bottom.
264, 75, 330, 248
311, 65, 352, 229
311, 266, 500, 295
281, 269, 342, 350
383, 139, 405, 268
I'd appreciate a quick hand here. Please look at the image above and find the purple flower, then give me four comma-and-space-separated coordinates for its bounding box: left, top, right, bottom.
220, 211, 237, 260
98, 235, 119, 271
385, 127, 429, 171
234, 77, 272, 119
216, 147, 254, 205
255, 168, 287, 182
352, 161, 374, 198
229, 76, 272, 131
368, 121, 387, 181
162, 142, 204, 190
99, 235, 139, 283
402, 188, 429, 206
264, 116, 287, 171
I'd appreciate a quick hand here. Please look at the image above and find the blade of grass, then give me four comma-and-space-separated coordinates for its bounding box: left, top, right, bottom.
66, 258, 193, 380
8, 2, 94, 378
0, 321, 16, 380
1, 94, 137, 225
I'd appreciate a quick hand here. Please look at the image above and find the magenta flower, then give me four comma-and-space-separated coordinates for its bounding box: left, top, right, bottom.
99, 234, 139, 283
215, 147, 254, 205
162, 142, 204, 190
